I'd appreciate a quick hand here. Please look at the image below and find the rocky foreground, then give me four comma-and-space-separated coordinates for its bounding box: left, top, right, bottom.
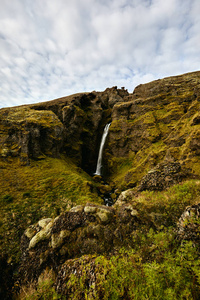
0, 71, 200, 299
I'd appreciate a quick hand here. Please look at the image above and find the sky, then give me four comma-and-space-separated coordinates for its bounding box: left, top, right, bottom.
0, 0, 200, 108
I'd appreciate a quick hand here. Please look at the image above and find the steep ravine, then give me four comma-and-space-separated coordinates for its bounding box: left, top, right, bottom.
1, 71, 200, 299
0, 87, 128, 174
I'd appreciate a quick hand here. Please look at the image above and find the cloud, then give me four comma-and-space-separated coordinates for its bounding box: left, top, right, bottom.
0, 0, 200, 108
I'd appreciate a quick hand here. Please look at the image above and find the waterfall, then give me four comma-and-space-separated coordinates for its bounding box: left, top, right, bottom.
94, 123, 111, 176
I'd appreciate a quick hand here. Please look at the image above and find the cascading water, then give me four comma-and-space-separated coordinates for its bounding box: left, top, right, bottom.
94, 123, 111, 176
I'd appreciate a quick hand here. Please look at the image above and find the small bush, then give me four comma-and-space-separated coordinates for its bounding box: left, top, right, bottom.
22, 192, 31, 198
19, 279, 61, 300
2, 194, 13, 203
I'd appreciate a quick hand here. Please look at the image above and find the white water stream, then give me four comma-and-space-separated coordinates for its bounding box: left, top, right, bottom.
94, 123, 111, 176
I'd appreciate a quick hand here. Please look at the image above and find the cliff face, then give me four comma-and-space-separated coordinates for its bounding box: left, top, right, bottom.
0, 108, 64, 163
0, 87, 128, 172
106, 71, 200, 188
1, 71, 200, 299
1, 71, 200, 183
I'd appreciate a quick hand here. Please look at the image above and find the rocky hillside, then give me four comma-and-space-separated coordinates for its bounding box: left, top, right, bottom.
0, 71, 200, 299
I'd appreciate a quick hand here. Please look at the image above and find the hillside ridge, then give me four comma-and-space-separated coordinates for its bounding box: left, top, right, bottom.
1, 70, 200, 299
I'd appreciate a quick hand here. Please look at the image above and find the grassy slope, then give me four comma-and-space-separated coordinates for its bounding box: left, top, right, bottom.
0, 156, 102, 263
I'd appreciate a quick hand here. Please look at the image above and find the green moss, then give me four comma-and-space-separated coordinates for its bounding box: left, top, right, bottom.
74, 105, 85, 117
65, 236, 200, 299
3, 107, 62, 128
143, 111, 157, 124
109, 119, 122, 132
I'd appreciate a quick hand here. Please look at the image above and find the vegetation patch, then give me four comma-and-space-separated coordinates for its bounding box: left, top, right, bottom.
56, 232, 200, 300
0, 156, 102, 264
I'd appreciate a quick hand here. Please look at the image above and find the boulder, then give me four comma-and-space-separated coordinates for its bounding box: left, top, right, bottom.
138, 161, 188, 191
114, 189, 135, 206
177, 203, 200, 241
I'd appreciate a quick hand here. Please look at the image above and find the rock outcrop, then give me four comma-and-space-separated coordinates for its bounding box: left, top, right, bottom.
19, 202, 148, 285
138, 161, 189, 191
0, 108, 64, 164
177, 203, 200, 241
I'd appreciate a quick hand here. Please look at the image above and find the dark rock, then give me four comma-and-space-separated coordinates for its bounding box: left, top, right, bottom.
138, 162, 187, 191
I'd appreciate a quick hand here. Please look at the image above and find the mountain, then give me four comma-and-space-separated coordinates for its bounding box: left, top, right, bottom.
0, 71, 200, 299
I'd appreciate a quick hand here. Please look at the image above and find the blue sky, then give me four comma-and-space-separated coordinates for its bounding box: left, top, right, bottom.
0, 0, 200, 108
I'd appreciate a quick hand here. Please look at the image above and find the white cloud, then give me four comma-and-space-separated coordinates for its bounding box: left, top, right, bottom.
0, 0, 200, 108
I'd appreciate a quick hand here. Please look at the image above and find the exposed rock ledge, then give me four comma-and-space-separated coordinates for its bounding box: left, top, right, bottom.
138, 161, 191, 191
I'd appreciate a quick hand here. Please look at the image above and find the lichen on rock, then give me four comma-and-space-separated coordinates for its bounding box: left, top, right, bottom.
29, 220, 54, 249
18, 202, 145, 284
138, 161, 189, 191
177, 203, 200, 241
